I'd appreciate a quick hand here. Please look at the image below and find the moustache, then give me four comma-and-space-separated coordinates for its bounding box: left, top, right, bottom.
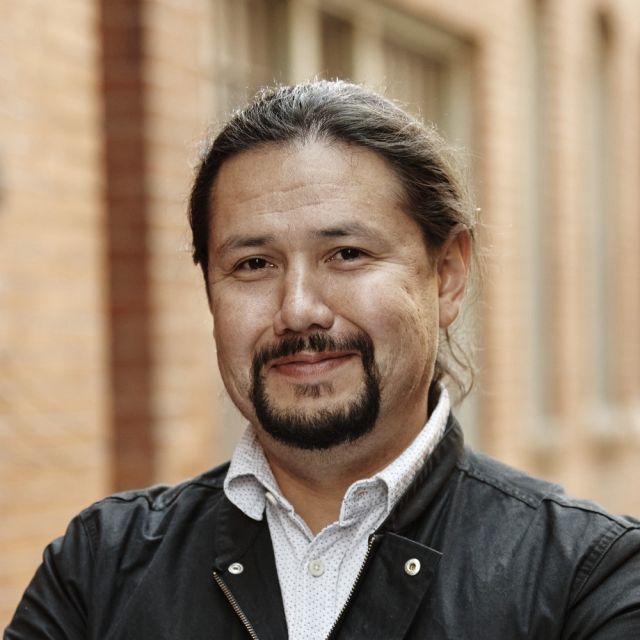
253, 332, 375, 372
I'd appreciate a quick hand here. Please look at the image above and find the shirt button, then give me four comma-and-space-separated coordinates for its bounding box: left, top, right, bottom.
265, 491, 277, 506
308, 559, 325, 577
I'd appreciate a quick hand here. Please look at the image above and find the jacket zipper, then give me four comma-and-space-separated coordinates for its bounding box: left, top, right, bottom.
212, 533, 378, 640
324, 533, 378, 640
212, 570, 260, 640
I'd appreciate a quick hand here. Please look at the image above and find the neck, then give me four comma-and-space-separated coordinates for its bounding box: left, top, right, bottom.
257, 409, 427, 534
264, 455, 349, 534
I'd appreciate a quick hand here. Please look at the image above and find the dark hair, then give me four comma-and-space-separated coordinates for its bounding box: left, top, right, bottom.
189, 80, 478, 403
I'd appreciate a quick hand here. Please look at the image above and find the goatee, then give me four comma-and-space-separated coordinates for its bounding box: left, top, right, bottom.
250, 332, 380, 450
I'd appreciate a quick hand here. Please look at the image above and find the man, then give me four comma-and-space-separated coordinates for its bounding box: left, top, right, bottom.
6, 81, 640, 639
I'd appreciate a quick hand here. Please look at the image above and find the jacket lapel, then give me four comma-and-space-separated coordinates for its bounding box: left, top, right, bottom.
211, 495, 288, 640
333, 532, 442, 639
383, 414, 464, 534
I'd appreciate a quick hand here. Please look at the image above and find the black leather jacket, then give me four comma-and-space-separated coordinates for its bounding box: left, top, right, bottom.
6, 416, 640, 639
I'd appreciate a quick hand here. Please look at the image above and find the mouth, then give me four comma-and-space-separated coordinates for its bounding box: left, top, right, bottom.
268, 351, 358, 379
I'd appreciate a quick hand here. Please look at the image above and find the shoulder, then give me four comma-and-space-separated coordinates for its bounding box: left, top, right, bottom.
78, 462, 231, 550
4, 463, 235, 637
458, 447, 636, 525
430, 446, 640, 625
452, 448, 640, 600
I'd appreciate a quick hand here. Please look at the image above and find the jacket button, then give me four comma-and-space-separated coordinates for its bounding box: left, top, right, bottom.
404, 558, 421, 576
228, 562, 244, 575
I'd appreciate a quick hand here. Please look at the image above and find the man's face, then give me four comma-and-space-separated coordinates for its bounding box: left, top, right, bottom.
208, 141, 457, 451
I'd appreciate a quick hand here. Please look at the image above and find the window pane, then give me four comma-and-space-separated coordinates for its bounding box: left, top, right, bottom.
321, 13, 354, 80
213, 0, 288, 117
383, 39, 445, 123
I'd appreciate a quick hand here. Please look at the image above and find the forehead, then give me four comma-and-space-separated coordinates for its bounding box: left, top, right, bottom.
209, 141, 407, 234
215, 138, 400, 187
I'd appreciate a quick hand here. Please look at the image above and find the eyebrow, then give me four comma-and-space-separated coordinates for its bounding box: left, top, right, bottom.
216, 234, 276, 256
313, 222, 376, 239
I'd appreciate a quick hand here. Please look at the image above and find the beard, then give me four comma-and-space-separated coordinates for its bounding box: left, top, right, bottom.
250, 331, 381, 450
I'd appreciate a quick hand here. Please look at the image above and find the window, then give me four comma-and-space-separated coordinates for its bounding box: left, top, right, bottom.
321, 13, 354, 80
588, 13, 614, 406
528, 0, 554, 421
212, 0, 288, 117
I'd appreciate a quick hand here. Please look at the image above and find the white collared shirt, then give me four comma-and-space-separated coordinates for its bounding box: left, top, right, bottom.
224, 388, 450, 640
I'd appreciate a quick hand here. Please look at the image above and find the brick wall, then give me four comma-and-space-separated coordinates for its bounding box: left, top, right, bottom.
0, 0, 108, 625
142, 0, 225, 486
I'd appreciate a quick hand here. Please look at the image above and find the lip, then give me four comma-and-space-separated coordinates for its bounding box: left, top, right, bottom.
268, 351, 357, 379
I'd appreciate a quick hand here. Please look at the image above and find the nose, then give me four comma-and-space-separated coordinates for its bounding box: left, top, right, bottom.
273, 263, 334, 335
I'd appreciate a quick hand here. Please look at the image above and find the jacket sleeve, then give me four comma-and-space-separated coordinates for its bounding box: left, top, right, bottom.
4, 515, 92, 639
563, 524, 640, 639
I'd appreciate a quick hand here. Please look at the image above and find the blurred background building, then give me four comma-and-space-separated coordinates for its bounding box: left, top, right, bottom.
2, 0, 640, 625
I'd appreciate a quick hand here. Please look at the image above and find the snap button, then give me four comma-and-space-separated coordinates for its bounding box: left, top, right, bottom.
228, 562, 244, 575
308, 559, 325, 577
404, 558, 421, 576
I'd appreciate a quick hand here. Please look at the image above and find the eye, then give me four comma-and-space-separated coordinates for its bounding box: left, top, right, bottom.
330, 247, 365, 262
235, 257, 275, 272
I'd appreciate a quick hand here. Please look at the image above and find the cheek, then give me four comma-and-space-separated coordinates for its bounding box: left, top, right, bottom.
382, 298, 437, 356
212, 283, 283, 381
354, 279, 439, 371
213, 321, 245, 398
212, 295, 260, 384
213, 285, 270, 345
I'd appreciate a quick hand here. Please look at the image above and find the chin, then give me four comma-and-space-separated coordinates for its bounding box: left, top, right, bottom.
253, 385, 380, 451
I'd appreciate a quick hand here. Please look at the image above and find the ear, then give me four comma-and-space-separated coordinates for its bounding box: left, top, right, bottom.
437, 227, 471, 329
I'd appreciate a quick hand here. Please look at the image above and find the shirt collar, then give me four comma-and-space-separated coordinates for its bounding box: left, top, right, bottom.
375, 386, 449, 513
224, 387, 451, 525
224, 427, 282, 520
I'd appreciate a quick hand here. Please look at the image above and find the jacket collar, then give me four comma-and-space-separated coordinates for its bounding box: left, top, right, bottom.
212, 413, 464, 562
379, 413, 465, 535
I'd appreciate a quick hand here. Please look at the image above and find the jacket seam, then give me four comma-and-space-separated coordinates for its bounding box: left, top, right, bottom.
87, 478, 225, 512
538, 497, 639, 523
569, 524, 631, 606
78, 514, 96, 628
456, 464, 540, 508
457, 462, 638, 526
155, 480, 225, 510
79, 514, 96, 564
